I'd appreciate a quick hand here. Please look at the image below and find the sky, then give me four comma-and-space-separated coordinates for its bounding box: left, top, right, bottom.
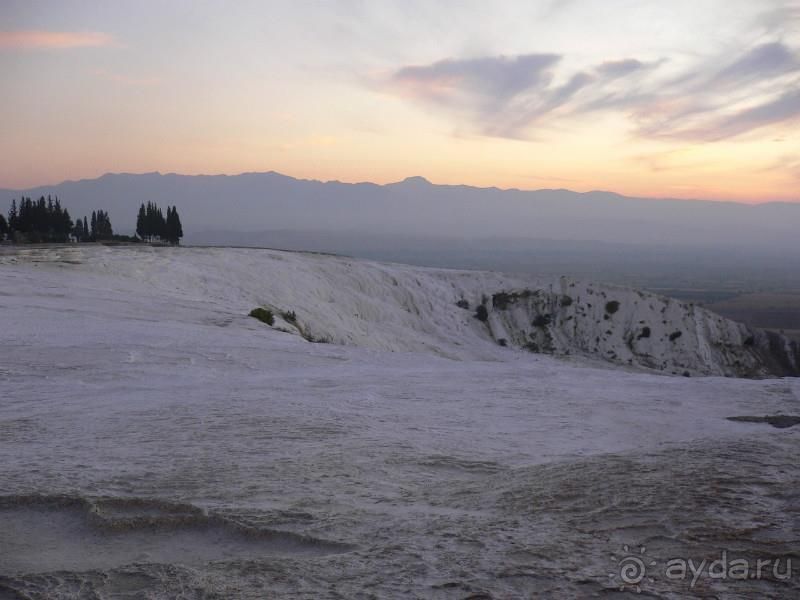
1, 0, 799, 202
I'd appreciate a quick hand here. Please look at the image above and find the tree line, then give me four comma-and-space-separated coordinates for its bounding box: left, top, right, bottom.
71, 210, 113, 242
136, 202, 183, 244
1, 197, 183, 245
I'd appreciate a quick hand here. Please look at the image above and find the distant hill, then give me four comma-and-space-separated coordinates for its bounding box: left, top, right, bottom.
1, 171, 797, 252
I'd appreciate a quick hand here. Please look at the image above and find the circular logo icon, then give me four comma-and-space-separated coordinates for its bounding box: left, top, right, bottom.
609, 545, 657, 593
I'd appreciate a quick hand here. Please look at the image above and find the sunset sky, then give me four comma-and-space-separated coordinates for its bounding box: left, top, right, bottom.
1, 0, 799, 202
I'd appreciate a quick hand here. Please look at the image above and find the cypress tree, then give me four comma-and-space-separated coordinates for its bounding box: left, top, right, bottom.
145, 202, 154, 240
136, 203, 146, 240
165, 207, 172, 243
102, 211, 113, 238
165, 207, 175, 244
47, 196, 54, 233
8, 199, 17, 231
72, 219, 82, 241
157, 207, 165, 239
60, 207, 73, 242
171, 206, 183, 244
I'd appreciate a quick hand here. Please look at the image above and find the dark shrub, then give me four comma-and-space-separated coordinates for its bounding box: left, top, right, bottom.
304, 333, 331, 343
475, 305, 489, 322
605, 300, 620, 314
282, 310, 297, 323
560, 295, 573, 307
497, 338, 507, 347
492, 292, 513, 310
249, 307, 274, 326
456, 299, 470, 310
669, 330, 682, 341
637, 326, 651, 339
532, 314, 551, 328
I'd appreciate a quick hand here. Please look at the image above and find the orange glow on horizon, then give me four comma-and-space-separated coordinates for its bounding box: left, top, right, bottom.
1, 5, 798, 205
0, 30, 114, 49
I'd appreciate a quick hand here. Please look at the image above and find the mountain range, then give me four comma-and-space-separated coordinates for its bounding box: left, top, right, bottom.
3, 172, 799, 297
1, 171, 797, 251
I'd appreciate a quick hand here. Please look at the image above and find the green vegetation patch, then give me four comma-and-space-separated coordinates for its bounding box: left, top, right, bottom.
249, 307, 274, 326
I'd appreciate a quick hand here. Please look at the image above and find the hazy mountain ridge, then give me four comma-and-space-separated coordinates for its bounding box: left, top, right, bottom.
1, 171, 798, 251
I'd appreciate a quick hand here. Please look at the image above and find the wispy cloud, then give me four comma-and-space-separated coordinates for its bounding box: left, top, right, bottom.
485, 71, 594, 138
0, 30, 114, 50
711, 42, 799, 86
595, 59, 647, 78
380, 52, 649, 138
757, 3, 800, 35
379, 38, 800, 142
631, 42, 800, 141
683, 90, 800, 141
390, 54, 560, 107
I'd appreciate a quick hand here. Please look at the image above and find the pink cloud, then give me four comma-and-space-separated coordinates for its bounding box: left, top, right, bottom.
0, 30, 115, 50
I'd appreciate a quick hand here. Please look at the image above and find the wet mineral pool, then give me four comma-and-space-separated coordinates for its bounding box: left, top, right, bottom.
0, 497, 353, 574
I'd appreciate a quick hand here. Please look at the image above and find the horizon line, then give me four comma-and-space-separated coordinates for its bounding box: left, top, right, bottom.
1, 169, 797, 207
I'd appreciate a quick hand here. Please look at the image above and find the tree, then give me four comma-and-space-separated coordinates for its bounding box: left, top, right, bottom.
72, 219, 84, 242
61, 208, 73, 240
164, 206, 184, 245
49, 198, 72, 242
4, 196, 73, 242
173, 207, 183, 242
165, 206, 174, 243
89, 210, 113, 240
8, 199, 17, 231
156, 206, 165, 239
136, 203, 146, 240
100, 210, 113, 238
5, 197, 158, 244
139, 201, 169, 241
